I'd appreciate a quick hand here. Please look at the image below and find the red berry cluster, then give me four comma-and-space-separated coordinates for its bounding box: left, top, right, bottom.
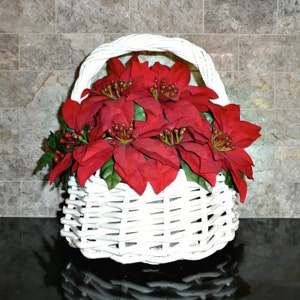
107, 122, 137, 145
53, 132, 78, 164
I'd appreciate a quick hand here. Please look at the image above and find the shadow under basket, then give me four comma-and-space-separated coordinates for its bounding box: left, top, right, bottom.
59, 34, 240, 264
61, 170, 239, 265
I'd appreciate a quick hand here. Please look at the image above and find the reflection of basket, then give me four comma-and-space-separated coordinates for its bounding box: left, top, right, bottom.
61, 244, 239, 299
60, 34, 239, 264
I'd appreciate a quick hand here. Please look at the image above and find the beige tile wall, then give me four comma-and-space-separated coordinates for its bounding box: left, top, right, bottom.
0, 0, 299, 217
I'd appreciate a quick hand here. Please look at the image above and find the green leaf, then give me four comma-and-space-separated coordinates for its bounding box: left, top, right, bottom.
48, 131, 58, 150
133, 103, 146, 121
201, 112, 214, 126
100, 158, 121, 190
61, 168, 72, 190
180, 159, 212, 192
62, 121, 68, 134
36, 152, 56, 171
222, 170, 235, 189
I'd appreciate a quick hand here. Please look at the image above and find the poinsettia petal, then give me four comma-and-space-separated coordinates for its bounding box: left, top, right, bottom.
96, 98, 134, 134
180, 86, 219, 112
163, 101, 211, 138
221, 148, 256, 202
167, 61, 191, 87
178, 142, 209, 160
178, 144, 220, 185
113, 146, 148, 195
61, 98, 81, 130
108, 57, 125, 76
76, 153, 112, 187
224, 104, 241, 123
129, 58, 150, 81
146, 159, 179, 194
150, 62, 170, 78
73, 143, 113, 186
213, 103, 242, 132
191, 86, 219, 99
178, 147, 202, 173
225, 148, 254, 168
89, 74, 118, 96
231, 121, 261, 148
77, 95, 107, 129
134, 115, 166, 137
133, 138, 179, 169
73, 141, 113, 164
200, 172, 218, 187
229, 166, 248, 203
49, 152, 73, 184
134, 96, 164, 119
162, 100, 196, 122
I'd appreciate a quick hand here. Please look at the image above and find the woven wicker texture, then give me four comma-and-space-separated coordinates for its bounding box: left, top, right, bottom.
60, 34, 239, 264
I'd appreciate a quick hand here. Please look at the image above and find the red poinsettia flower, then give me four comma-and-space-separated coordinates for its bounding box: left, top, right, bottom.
208, 103, 261, 202
154, 100, 220, 186
73, 108, 179, 193
147, 61, 190, 101
78, 56, 152, 123
146, 60, 219, 113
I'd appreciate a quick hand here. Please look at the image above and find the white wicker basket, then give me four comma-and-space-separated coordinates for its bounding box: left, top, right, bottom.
60, 34, 239, 264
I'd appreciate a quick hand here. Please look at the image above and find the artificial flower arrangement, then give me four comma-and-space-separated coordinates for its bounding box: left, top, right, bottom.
37, 54, 261, 203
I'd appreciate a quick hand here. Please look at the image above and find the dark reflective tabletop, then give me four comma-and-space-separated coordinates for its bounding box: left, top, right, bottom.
0, 218, 299, 300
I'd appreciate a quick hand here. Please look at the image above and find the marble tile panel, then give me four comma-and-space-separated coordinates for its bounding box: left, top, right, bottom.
21, 181, 61, 217
224, 71, 274, 109
27, 148, 47, 182
204, 0, 277, 34
241, 108, 300, 146
274, 109, 300, 145
0, 182, 22, 217
23, 71, 74, 110
239, 182, 281, 217
274, 72, 300, 108
246, 145, 276, 183
129, 0, 204, 33
0, 144, 27, 181
0, 71, 44, 108
239, 35, 300, 72
278, 0, 300, 34
20, 33, 109, 71
0, 109, 20, 144
0, 71, 73, 108
274, 145, 300, 182
181, 34, 239, 71
19, 107, 61, 145
0, 143, 49, 182
0, 0, 55, 33
57, 0, 130, 33
0, 34, 19, 70
278, 182, 300, 217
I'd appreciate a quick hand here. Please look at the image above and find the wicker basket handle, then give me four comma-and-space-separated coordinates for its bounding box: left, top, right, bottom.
71, 34, 228, 105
